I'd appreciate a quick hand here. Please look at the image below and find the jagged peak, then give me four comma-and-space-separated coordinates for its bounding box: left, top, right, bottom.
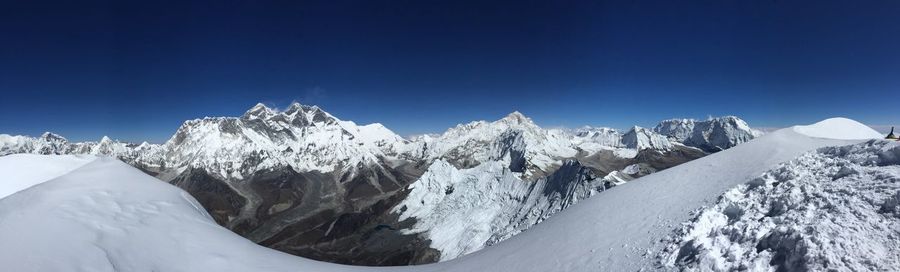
39, 132, 67, 142
497, 111, 537, 127
658, 118, 696, 124
626, 125, 649, 133
242, 103, 275, 119
286, 101, 303, 110
99, 136, 112, 143
707, 115, 739, 121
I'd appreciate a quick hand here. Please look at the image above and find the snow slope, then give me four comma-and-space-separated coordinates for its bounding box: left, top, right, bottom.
659, 140, 900, 271
793, 117, 884, 140
0, 154, 94, 199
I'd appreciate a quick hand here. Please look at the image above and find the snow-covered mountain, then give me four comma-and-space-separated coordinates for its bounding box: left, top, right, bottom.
0, 117, 886, 272
654, 116, 763, 152
0, 104, 763, 265
0, 132, 160, 167
393, 159, 602, 261
407, 111, 578, 179
147, 103, 432, 265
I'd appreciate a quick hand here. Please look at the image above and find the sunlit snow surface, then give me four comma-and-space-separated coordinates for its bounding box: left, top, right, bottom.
660, 140, 900, 271
0, 154, 94, 198
0, 118, 884, 271
793, 117, 884, 140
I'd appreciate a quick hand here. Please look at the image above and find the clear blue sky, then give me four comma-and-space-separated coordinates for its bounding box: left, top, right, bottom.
2, 0, 898, 143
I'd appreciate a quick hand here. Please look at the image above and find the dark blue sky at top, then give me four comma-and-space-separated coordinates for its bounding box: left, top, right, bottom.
2, 0, 899, 142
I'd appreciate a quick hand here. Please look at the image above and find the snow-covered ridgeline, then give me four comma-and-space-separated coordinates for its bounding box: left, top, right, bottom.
1, 105, 762, 180
660, 139, 900, 271
159, 102, 412, 179
0, 132, 156, 157
0, 103, 415, 182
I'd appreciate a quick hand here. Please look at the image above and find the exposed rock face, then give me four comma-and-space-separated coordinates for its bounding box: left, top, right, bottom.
0, 107, 760, 265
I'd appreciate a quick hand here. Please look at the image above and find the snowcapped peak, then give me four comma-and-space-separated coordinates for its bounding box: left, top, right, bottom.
792, 117, 883, 140
99, 136, 112, 143
286, 101, 303, 110
499, 111, 533, 125
242, 103, 275, 119
39, 132, 67, 142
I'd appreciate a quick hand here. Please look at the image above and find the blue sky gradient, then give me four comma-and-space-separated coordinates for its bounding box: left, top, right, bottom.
2, 0, 899, 142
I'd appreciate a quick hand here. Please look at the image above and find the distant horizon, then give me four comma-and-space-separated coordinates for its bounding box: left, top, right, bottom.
1, 101, 892, 143
2, 1, 898, 142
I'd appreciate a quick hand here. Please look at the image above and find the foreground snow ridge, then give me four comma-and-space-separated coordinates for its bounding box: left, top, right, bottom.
0, 154, 94, 198
660, 140, 900, 271
0, 156, 353, 272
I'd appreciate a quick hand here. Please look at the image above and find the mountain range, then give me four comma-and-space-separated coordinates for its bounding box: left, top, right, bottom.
0, 102, 763, 265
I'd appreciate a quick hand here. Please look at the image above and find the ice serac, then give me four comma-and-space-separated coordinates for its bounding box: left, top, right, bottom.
654, 116, 762, 152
